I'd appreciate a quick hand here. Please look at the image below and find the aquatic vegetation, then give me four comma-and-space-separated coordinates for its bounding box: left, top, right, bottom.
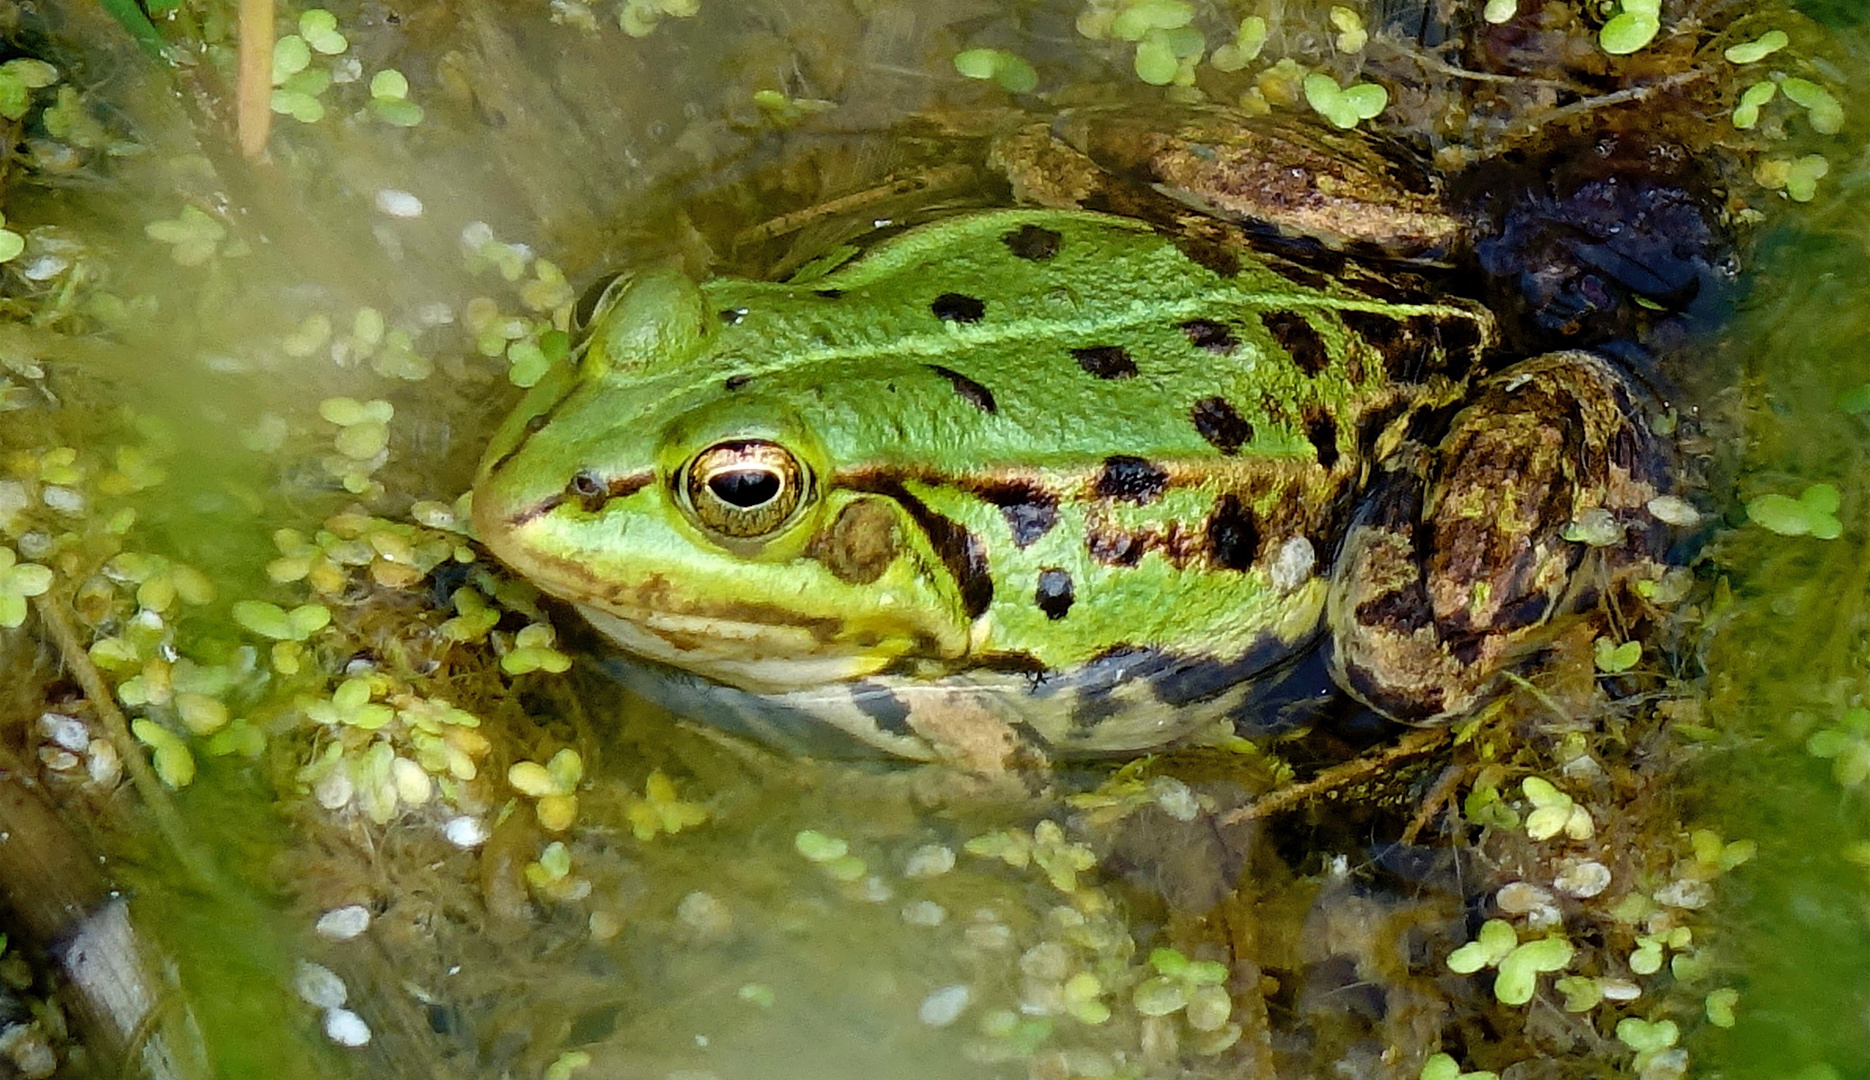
952, 49, 1039, 95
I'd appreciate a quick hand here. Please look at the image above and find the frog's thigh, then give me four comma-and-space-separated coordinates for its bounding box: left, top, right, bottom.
1327, 350, 1670, 720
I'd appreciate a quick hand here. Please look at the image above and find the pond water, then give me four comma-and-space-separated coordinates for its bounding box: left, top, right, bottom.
0, 1, 1866, 1079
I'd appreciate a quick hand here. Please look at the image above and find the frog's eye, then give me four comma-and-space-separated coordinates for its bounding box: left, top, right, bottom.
682, 440, 810, 541
571, 271, 629, 337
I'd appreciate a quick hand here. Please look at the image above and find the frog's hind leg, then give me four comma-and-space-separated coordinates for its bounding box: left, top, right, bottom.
1326, 350, 1676, 721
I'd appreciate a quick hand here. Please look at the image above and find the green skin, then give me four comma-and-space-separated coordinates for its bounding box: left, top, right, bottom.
473, 208, 1673, 766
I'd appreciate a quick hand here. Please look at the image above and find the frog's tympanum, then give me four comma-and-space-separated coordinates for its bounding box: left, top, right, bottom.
473, 112, 1680, 769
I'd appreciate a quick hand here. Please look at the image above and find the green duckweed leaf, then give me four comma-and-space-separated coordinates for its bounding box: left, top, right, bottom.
1724, 29, 1789, 63
1594, 638, 1641, 673
1600, 11, 1660, 55
1732, 80, 1777, 128
1781, 78, 1844, 134
1448, 918, 1517, 973
1615, 1017, 1679, 1053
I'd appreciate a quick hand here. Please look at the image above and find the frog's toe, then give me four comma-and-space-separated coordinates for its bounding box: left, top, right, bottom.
1327, 350, 1675, 721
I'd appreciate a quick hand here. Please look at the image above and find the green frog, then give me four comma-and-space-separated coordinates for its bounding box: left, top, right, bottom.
472, 110, 1681, 771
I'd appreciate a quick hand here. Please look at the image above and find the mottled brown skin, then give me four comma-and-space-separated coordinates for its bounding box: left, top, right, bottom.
991, 107, 1462, 259
1326, 351, 1673, 720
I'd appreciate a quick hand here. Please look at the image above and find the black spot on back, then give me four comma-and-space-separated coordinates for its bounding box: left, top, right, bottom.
1180, 319, 1238, 354
926, 364, 997, 413
1206, 493, 1260, 571
1304, 411, 1340, 468
966, 480, 1059, 547
931, 293, 986, 323
815, 288, 844, 299
1072, 345, 1138, 380
1094, 456, 1169, 505
1035, 568, 1075, 620
1002, 224, 1063, 261
724, 373, 753, 391
1261, 311, 1330, 375
719, 308, 747, 325
1087, 528, 1144, 566
1191, 397, 1254, 455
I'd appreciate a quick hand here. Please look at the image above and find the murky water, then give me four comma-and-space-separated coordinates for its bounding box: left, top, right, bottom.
0, 1, 1867, 1078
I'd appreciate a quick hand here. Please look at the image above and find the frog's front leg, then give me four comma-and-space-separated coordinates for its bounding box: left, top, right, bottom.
1325, 350, 1675, 721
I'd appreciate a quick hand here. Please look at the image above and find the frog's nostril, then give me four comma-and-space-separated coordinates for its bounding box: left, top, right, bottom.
569, 471, 604, 498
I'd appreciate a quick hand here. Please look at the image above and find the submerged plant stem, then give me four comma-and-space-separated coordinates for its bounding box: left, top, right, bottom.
237, 0, 274, 160
30, 595, 217, 887
1219, 726, 1450, 824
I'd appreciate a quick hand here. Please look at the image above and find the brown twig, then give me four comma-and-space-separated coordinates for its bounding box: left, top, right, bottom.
733, 164, 978, 247
236, 0, 274, 160
1218, 726, 1453, 825
30, 595, 216, 886
1400, 760, 1471, 846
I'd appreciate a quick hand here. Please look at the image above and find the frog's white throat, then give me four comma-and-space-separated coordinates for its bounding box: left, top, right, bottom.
574, 603, 885, 693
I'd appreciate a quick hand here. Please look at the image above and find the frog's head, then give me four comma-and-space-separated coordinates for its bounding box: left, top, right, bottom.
472, 267, 975, 692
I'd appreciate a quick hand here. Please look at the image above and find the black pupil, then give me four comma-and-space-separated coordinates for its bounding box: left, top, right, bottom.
708, 469, 781, 509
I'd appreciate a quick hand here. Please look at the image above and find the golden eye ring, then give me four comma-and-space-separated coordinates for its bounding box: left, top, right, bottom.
682, 440, 809, 540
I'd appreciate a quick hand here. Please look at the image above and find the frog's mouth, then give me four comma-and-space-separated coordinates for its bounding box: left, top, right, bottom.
572, 602, 897, 694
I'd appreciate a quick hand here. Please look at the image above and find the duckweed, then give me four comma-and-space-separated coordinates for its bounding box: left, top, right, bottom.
617, 0, 699, 38
1302, 73, 1388, 130
0, 215, 24, 264
143, 206, 224, 267
500, 623, 571, 674
543, 1050, 591, 1080
509, 747, 583, 831
1724, 29, 1789, 64
953, 49, 1039, 94
623, 770, 707, 840
1523, 777, 1594, 841
298, 9, 348, 55
131, 717, 195, 788
1594, 637, 1642, 674
1327, 6, 1365, 53
0, 57, 56, 121
1207, 17, 1265, 71
1732, 80, 1777, 129
367, 69, 423, 127
1781, 78, 1844, 134
1599, 0, 1662, 56
1421, 1053, 1499, 1080
1804, 708, 1870, 786
1755, 154, 1832, 203
231, 599, 331, 641
0, 545, 52, 627
794, 829, 849, 862
1745, 483, 1842, 538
